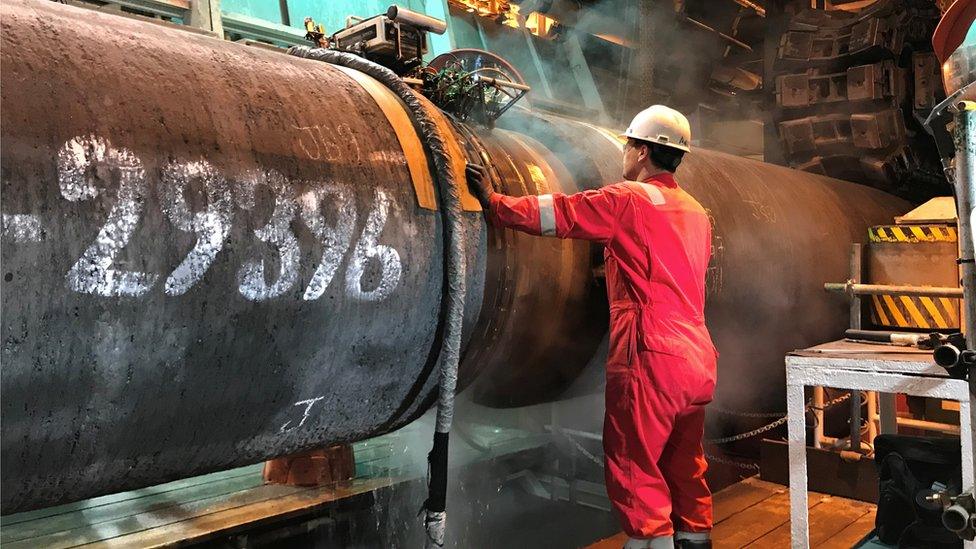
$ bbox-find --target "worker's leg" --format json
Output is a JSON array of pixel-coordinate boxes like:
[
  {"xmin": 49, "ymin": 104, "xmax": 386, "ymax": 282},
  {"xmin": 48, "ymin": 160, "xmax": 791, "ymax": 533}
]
[
  {"xmin": 623, "ymin": 535, "xmax": 675, "ymax": 548},
  {"xmin": 659, "ymin": 405, "xmax": 712, "ymax": 541},
  {"xmin": 604, "ymin": 362, "xmax": 678, "ymax": 540}
]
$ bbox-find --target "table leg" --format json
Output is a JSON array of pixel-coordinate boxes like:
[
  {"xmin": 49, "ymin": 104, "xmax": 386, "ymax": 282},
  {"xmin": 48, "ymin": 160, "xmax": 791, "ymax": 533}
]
[
  {"xmin": 963, "ymin": 393, "xmax": 976, "ymax": 549},
  {"xmin": 960, "ymin": 396, "xmax": 974, "ymax": 493},
  {"xmin": 787, "ymin": 376, "xmax": 809, "ymax": 548},
  {"xmin": 812, "ymin": 387, "xmax": 824, "ymax": 449},
  {"xmin": 879, "ymin": 393, "xmax": 897, "ymax": 435},
  {"xmin": 959, "ymin": 390, "xmax": 976, "ymax": 549}
]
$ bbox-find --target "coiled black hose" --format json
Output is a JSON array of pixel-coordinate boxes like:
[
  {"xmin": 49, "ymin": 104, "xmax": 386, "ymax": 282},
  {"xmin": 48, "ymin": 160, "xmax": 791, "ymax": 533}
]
[{"xmin": 287, "ymin": 46, "xmax": 466, "ymax": 547}]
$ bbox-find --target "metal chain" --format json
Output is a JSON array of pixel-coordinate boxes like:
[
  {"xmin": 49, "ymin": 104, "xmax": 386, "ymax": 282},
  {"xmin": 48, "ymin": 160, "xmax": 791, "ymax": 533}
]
[
  {"xmin": 710, "ymin": 391, "xmax": 854, "ymax": 419},
  {"xmin": 706, "ymin": 416, "xmax": 788, "ymax": 444},
  {"xmin": 551, "ymin": 427, "xmax": 605, "ymax": 468},
  {"xmin": 554, "ymin": 392, "xmax": 855, "ymax": 463},
  {"xmin": 567, "ymin": 436, "xmax": 605, "ymax": 469},
  {"xmin": 705, "ymin": 393, "xmax": 852, "ymax": 445},
  {"xmin": 811, "ymin": 392, "xmax": 854, "ymax": 412},
  {"xmin": 710, "ymin": 406, "xmax": 787, "ymax": 418},
  {"xmin": 704, "ymin": 452, "xmax": 760, "ymax": 471}
]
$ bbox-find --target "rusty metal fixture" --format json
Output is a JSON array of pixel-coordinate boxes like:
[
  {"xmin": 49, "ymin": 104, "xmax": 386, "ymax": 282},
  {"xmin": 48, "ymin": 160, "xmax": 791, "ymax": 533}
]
[
  {"xmin": 710, "ymin": 65, "xmax": 763, "ymax": 91},
  {"xmin": 941, "ymin": 44, "xmax": 976, "ymax": 100},
  {"xmin": 0, "ymin": 0, "xmax": 908, "ymax": 512},
  {"xmin": 934, "ymin": 0, "xmax": 976, "ymax": 100},
  {"xmin": 263, "ymin": 445, "xmax": 356, "ymax": 487},
  {"xmin": 683, "ymin": 16, "xmax": 753, "ymax": 52},
  {"xmin": 825, "ymin": 282, "xmax": 964, "ymax": 298},
  {"xmin": 732, "ymin": 0, "xmax": 766, "ymax": 18},
  {"xmin": 771, "ymin": 0, "xmax": 946, "ymax": 200}
]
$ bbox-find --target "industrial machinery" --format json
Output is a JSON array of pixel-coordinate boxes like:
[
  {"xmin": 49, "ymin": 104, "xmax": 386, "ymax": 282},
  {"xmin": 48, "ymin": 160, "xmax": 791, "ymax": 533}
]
[
  {"xmin": 772, "ymin": 0, "xmax": 948, "ymax": 201},
  {"xmin": 0, "ymin": 0, "xmax": 910, "ymax": 514},
  {"xmin": 328, "ymin": 6, "xmax": 448, "ymax": 72}
]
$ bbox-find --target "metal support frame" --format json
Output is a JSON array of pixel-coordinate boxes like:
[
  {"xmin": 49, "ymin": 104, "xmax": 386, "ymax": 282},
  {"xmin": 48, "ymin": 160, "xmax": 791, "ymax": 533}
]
[
  {"xmin": 954, "ymin": 103, "xmax": 976, "ymax": 489},
  {"xmin": 879, "ymin": 392, "xmax": 898, "ymax": 434},
  {"xmin": 109, "ymin": 0, "xmax": 189, "ymax": 19},
  {"xmin": 926, "ymin": 84, "xmax": 976, "ymax": 492},
  {"xmin": 519, "ymin": 25, "xmax": 554, "ymax": 99},
  {"xmin": 849, "ymin": 244, "xmax": 863, "ymax": 330},
  {"xmin": 787, "ymin": 354, "xmax": 974, "ymax": 548},
  {"xmin": 849, "ymin": 244, "xmax": 864, "ymax": 452},
  {"xmin": 221, "ymin": 11, "xmax": 306, "ymax": 46},
  {"xmin": 187, "ymin": 0, "xmax": 221, "ymax": 36},
  {"xmin": 87, "ymin": 0, "xmax": 309, "ymax": 46},
  {"xmin": 825, "ymin": 281, "xmax": 965, "ymax": 298},
  {"xmin": 423, "ymin": 0, "xmax": 455, "ymax": 57},
  {"xmin": 562, "ymin": 32, "xmax": 607, "ymax": 122},
  {"xmin": 466, "ymin": 17, "xmax": 484, "ymax": 50}
]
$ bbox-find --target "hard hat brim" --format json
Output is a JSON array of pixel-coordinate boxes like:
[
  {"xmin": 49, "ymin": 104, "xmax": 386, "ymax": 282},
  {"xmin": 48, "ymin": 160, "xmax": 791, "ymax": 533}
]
[{"xmin": 619, "ymin": 131, "xmax": 691, "ymax": 153}]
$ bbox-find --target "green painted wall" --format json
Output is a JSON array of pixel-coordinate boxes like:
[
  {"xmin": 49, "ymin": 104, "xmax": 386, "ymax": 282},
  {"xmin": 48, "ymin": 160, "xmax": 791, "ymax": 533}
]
[
  {"xmin": 446, "ymin": 10, "xmax": 485, "ymax": 50},
  {"xmin": 215, "ymin": 1, "xmax": 593, "ymax": 116},
  {"xmin": 285, "ymin": 0, "xmax": 426, "ymax": 33},
  {"xmin": 220, "ymin": 1, "xmax": 439, "ymax": 33},
  {"xmin": 221, "ymin": 0, "xmax": 284, "ymax": 24},
  {"xmin": 221, "ymin": 0, "xmax": 457, "ymax": 55}
]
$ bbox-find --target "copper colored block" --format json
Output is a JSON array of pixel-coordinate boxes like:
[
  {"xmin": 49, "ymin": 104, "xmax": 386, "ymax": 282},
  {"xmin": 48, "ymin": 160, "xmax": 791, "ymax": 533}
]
[{"xmin": 263, "ymin": 445, "xmax": 355, "ymax": 487}]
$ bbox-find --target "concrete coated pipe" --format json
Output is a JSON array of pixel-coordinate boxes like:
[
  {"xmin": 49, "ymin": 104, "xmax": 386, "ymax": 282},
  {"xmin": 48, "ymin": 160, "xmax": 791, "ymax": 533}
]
[{"xmin": 0, "ymin": 0, "xmax": 908, "ymax": 512}]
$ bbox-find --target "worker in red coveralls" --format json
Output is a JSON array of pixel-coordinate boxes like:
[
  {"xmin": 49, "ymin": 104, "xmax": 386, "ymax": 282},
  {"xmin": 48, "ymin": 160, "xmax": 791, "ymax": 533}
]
[{"xmin": 466, "ymin": 106, "xmax": 717, "ymax": 549}]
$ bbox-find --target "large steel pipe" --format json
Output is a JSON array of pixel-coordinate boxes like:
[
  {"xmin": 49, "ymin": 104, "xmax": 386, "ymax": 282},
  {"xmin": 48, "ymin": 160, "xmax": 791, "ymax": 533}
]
[
  {"xmin": 483, "ymin": 112, "xmax": 911, "ymax": 416},
  {"xmin": 1, "ymin": 0, "xmax": 907, "ymax": 512}
]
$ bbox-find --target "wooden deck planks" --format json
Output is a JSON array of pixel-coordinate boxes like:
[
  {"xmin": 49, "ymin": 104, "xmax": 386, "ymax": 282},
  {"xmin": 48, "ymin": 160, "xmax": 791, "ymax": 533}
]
[
  {"xmin": 712, "ymin": 490, "xmax": 815, "ymax": 548},
  {"xmin": 0, "ymin": 465, "xmax": 262, "ymax": 529},
  {"xmin": 1, "ymin": 469, "xmax": 265, "ymax": 544},
  {"xmin": 4, "ymin": 482, "xmax": 308, "ymax": 549},
  {"xmin": 77, "ymin": 477, "xmax": 396, "ymax": 548},
  {"xmin": 587, "ymin": 478, "xmax": 876, "ymax": 549},
  {"xmin": 743, "ymin": 494, "xmax": 874, "ymax": 548},
  {"xmin": 712, "ymin": 477, "xmax": 781, "ymax": 524},
  {"xmin": 817, "ymin": 511, "xmax": 877, "ymax": 549},
  {"xmin": 4, "ymin": 471, "xmax": 877, "ymax": 548}
]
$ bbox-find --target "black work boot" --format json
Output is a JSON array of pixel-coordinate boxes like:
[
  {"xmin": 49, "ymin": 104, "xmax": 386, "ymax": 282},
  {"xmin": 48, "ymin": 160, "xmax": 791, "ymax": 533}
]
[
  {"xmin": 674, "ymin": 532, "xmax": 711, "ymax": 549},
  {"xmin": 675, "ymin": 540, "xmax": 711, "ymax": 549}
]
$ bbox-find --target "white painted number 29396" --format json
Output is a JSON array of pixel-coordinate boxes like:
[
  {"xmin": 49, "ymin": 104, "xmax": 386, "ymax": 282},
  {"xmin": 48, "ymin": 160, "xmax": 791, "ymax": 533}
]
[
  {"xmin": 346, "ymin": 189, "xmax": 402, "ymax": 302},
  {"xmin": 57, "ymin": 136, "xmax": 158, "ymax": 297},
  {"xmin": 236, "ymin": 170, "xmax": 301, "ymax": 301},
  {"xmin": 160, "ymin": 159, "xmax": 233, "ymax": 296},
  {"xmin": 299, "ymin": 182, "xmax": 356, "ymax": 301},
  {"xmin": 53, "ymin": 135, "xmax": 404, "ymax": 302}
]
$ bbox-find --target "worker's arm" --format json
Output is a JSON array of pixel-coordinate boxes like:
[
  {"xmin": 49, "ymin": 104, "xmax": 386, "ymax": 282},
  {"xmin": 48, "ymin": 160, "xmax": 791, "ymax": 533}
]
[{"xmin": 467, "ymin": 163, "xmax": 620, "ymax": 244}]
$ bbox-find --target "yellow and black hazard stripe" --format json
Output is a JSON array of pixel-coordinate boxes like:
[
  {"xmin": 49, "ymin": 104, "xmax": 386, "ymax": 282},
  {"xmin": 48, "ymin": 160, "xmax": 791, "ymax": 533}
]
[
  {"xmin": 869, "ymin": 224, "xmax": 958, "ymax": 243},
  {"xmin": 870, "ymin": 293, "xmax": 961, "ymax": 330}
]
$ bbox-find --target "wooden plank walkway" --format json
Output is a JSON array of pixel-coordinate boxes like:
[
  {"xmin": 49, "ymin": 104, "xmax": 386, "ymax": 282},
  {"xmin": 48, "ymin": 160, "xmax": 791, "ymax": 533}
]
[
  {"xmin": 0, "ymin": 422, "xmax": 550, "ymax": 548},
  {"xmin": 0, "ymin": 464, "xmax": 399, "ymax": 548},
  {"xmin": 586, "ymin": 477, "xmax": 876, "ymax": 549}
]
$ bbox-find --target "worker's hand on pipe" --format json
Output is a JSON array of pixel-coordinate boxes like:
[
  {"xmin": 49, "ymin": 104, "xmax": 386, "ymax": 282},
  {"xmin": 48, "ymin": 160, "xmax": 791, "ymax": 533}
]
[{"xmin": 465, "ymin": 163, "xmax": 494, "ymax": 209}]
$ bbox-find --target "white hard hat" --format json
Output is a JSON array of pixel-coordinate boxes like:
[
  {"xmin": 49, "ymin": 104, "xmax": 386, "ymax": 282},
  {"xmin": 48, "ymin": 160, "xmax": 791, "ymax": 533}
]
[{"xmin": 621, "ymin": 105, "xmax": 691, "ymax": 153}]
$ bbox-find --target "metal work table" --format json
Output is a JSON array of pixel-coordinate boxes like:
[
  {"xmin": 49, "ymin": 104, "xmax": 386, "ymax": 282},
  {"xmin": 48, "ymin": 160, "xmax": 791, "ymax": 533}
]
[{"xmin": 786, "ymin": 339, "xmax": 974, "ymax": 549}]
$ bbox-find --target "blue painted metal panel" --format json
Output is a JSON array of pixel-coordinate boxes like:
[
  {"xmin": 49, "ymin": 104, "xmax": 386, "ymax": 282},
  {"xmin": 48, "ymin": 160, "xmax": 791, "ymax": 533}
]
[
  {"xmin": 221, "ymin": 0, "xmax": 282, "ymax": 25},
  {"xmin": 286, "ymin": 0, "xmax": 426, "ymax": 34}
]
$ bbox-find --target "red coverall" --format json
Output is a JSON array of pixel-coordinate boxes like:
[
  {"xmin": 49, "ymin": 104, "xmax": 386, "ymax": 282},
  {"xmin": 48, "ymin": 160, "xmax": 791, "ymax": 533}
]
[{"xmin": 488, "ymin": 172, "xmax": 717, "ymax": 539}]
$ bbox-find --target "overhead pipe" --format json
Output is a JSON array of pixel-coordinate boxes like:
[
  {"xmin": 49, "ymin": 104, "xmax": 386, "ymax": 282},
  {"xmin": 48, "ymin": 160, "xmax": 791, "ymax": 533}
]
[{"xmin": 825, "ymin": 282, "xmax": 965, "ymax": 298}]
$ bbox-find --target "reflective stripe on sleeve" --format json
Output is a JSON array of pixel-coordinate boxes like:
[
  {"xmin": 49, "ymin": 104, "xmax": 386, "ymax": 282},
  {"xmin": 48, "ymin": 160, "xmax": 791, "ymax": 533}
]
[{"xmin": 537, "ymin": 194, "xmax": 556, "ymax": 236}]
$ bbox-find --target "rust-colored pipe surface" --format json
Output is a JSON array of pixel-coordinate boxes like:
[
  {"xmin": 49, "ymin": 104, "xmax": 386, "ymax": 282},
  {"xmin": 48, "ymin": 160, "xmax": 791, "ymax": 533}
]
[{"xmin": 0, "ymin": 0, "xmax": 908, "ymax": 513}]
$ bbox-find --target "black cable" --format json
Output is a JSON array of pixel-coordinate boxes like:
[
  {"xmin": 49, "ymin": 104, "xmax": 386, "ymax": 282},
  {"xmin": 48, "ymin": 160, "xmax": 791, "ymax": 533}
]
[{"xmin": 286, "ymin": 46, "xmax": 466, "ymax": 548}]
